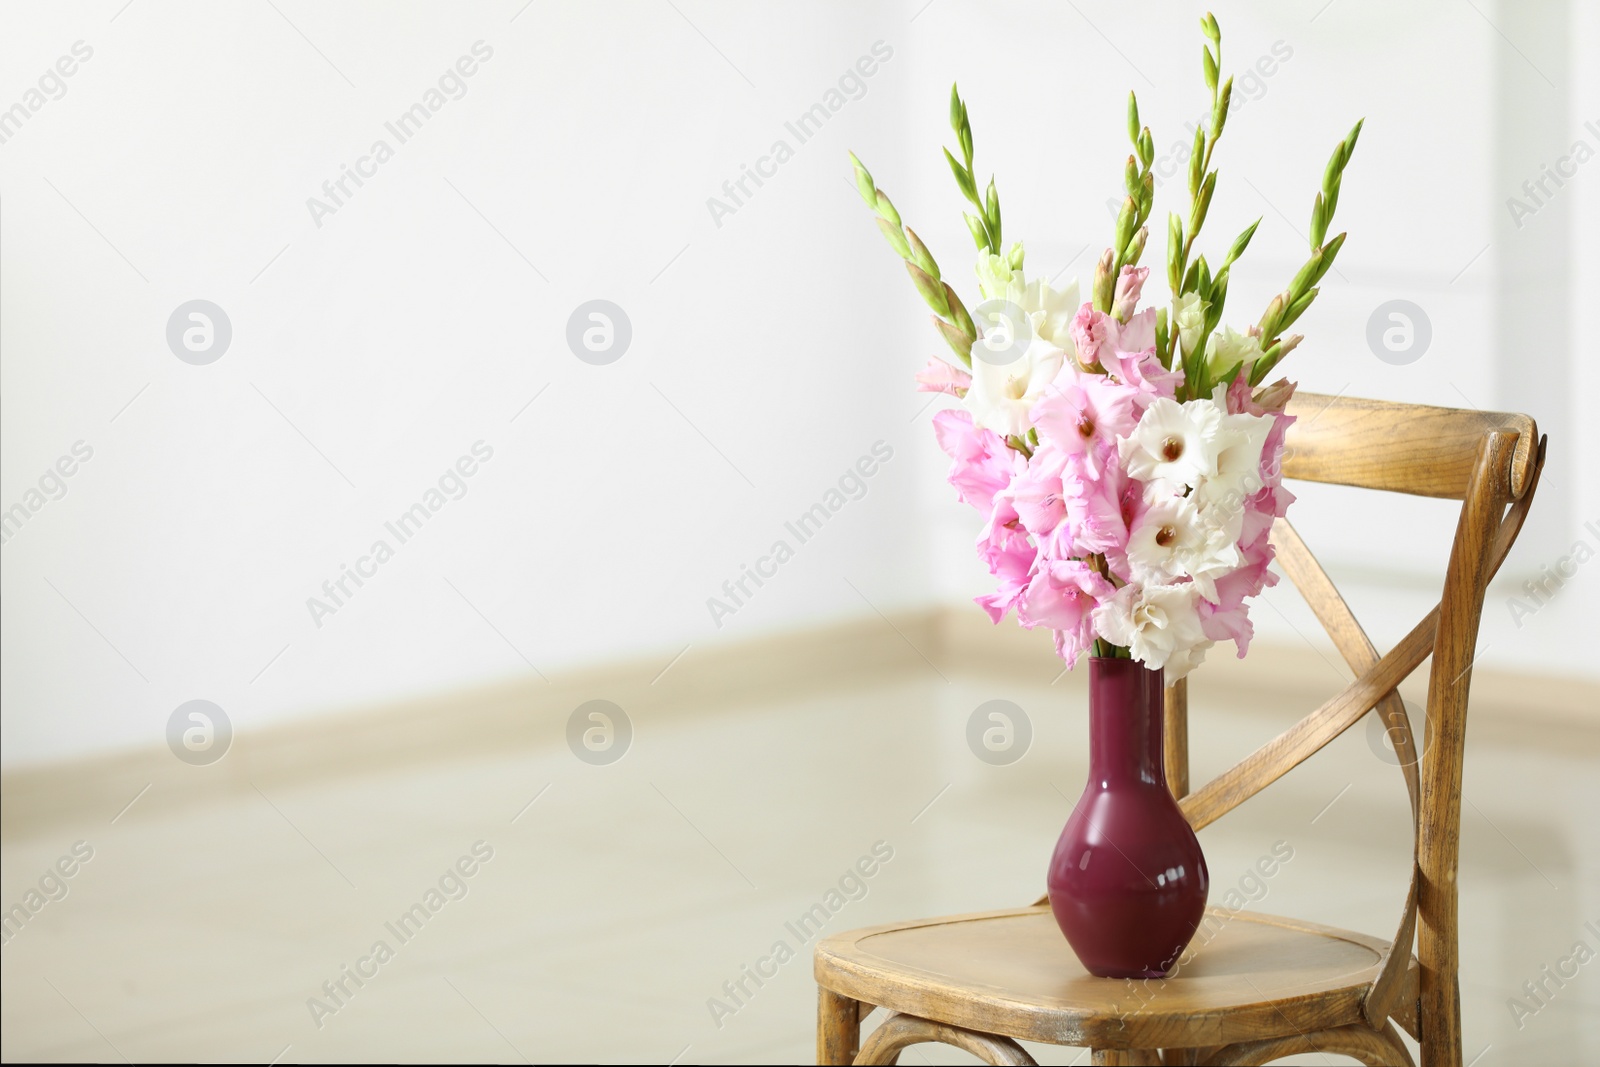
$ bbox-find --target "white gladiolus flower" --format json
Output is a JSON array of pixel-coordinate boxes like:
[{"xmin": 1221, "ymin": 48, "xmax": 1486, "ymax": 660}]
[
  {"xmin": 963, "ymin": 276, "xmax": 1080, "ymax": 438},
  {"xmin": 1093, "ymin": 582, "xmax": 1212, "ymax": 680},
  {"xmin": 1204, "ymin": 325, "xmax": 1266, "ymax": 384},
  {"xmin": 1195, "ymin": 403, "xmax": 1275, "ymax": 534},
  {"xmin": 1127, "ymin": 491, "xmax": 1243, "ymax": 601},
  {"xmin": 962, "ymin": 331, "xmax": 1066, "ymax": 438},
  {"xmin": 1126, "ymin": 494, "xmax": 1206, "ymax": 585},
  {"xmin": 1013, "ymin": 276, "xmax": 1079, "ymax": 351},
  {"xmin": 976, "ymin": 251, "xmax": 1019, "ymax": 301},
  {"xmin": 1119, "ymin": 397, "xmax": 1225, "ymax": 490}
]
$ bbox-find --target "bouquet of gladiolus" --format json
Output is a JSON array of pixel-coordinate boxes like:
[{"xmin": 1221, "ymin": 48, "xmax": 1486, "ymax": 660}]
[{"xmin": 849, "ymin": 13, "xmax": 1361, "ymax": 680}]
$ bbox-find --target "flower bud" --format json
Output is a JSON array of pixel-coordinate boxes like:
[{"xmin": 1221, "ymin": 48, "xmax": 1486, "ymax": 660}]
[
  {"xmin": 964, "ymin": 213, "xmax": 989, "ymax": 250},
  {"xmin": 1093, "ymin": 247, "xmax": 1117, "ymax": 313},
  {"xmin": 876, "ymin": 217, "xmax": 911, "ymax": 260},
  {"xmin": 906, "ymin": 261, "xmax": 949, "ymax": 317}
]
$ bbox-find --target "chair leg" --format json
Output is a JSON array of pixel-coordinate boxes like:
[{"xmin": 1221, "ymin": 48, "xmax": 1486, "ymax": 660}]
[
  {"xmin": 1419, "ymin": 969, "xmax": 1462, "ymax": 1067},
  {"xmin": 818, "ymin": 986, "xmax": 861, "ymax": 1065}
]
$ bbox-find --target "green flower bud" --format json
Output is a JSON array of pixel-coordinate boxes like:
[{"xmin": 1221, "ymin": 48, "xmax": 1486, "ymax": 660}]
[
  {"xmin": 965, "ymin": 213, "xmax": 989, "ymax": 250},
  {"xmin": 1123, "ymin": 225, "xmax": 1148, "ymax": 266},
  {"xmin": 1224, "ymin": 217, "xmax": 1260, "ymax": 268},
  {"xmin": 906, "ymin": 261, "xmax": 950, "ymax": 318},
  {"xmin": 934, "ymin": 317, "xmax": 974, "ymax": 366},
  {"xmin": 905, "ymin": 228, "xmax": 940, "ymax": 281},
  {"xmin": 876, "ymin": 217, "xmax": 910, "ymax": 260},
  {"xmin": 1258, "ymin": 292, "xmax": 1286, "ymax": 341},
  {"xmin": 848, "ymin": 152, "xmax": 876, "ymax": 206},
  {"xmin": 944, "ymin": 148, "xmax": 978, "ymax": 205},
  {"xmin": 1212, "ymin": 77, "xmax": 1232, "ymax": 138},
  {"xmin": 945, "ymin": 282, "xmax": 976, "ymax": 339}
]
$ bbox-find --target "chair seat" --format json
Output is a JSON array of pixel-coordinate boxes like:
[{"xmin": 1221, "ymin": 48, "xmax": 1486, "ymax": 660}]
[{"xmin": 814, "ymin": 904, "xmax": 1418, "ymax": 1051}]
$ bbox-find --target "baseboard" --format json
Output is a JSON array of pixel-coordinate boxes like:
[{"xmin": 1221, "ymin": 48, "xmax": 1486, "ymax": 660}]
[{"xmin": 3, "ymin": 606, "xmax": 1594, "ymax": 839}]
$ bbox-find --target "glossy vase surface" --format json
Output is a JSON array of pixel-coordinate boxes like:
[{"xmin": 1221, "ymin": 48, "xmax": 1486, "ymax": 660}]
[{"xmin": 1047, "ymin": 657, "xmax": 1208, "ymax": 978}]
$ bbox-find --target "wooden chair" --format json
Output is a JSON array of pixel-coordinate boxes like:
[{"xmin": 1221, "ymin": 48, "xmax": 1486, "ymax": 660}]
[{"xmin": 815, "ymin": 393, "xmax": 1547, "ymax": 1067}]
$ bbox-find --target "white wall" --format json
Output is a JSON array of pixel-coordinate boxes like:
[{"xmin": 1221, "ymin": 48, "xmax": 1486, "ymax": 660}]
[{"xmin": 2, "ymin": 0, "xmax": 1594, "ymax": 767}]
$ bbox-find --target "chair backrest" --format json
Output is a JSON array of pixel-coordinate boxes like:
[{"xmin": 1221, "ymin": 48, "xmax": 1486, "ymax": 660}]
[{"xmin": 1163, "ymin": 391, "xmax": 1546, "ymax": 1064}]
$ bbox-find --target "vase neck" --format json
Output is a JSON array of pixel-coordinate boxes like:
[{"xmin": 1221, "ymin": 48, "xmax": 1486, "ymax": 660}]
[{"xmin": 1087, "ymin": 657, "xmax": 1166, "ymax": 788}]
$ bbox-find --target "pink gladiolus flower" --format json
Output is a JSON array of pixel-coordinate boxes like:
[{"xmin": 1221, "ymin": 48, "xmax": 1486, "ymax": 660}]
[
  {"xmin": 915, "ymin": 356, "xmax": 972, "ymax": 397},
  {"xmin": 1111, "ymin": 308, "xmax": 1157, "ymax": 355},
  {"xmin": 1225, "ymin": 374, "xmax": 1297, "ymax": 417},
  {"xmin": 1069, "ymin": 303, "xmax": 1112, "ymax": 368},
  {"xmin": 1200, "ymin": 530, "xmax": 1279, "ymax": 656},
  {"xmin": 1001, "ymin": 448, "xmax": 1069, "ymax": 542},
  {"xmin": 933, "ymin": 409, "xmax": 1021, "ymax": 514},
  {"xmin": 1030, "ymin": 367, "xmax": 1140, "ymax": 465},
  {"xmin": 1102, "ymin": 346, "xmax": 1182, "ymax": 403},
  {"xmin": 1111, "ymin": 265, "xmax": 1148, "ymax": 322},
  {"xmin": 974, "ymin": 524, "xmax": 1037, "ymax": 623},
  {"xmin": 1060, "ymin": 449, "xmax": 1136, "ymax": 561},
  {"xmin": 1017, "ymin": 559, "xmax": 1114, "ymax": 668}
]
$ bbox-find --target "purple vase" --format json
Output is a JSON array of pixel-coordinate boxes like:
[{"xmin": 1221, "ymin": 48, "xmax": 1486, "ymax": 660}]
[{"xmin": 1047, "ymin": 657, "xmax": 1208, "ymax": 979}]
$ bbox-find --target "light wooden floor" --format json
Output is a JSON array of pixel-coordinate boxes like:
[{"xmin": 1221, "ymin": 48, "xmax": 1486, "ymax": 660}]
[{"xmin": 3, "ymin": 644, "xmax": 1597, "ymax": 1064}]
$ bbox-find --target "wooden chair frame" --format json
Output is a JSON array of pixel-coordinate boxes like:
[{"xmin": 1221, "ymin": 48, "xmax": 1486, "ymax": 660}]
[{"xmin": 816, "ymin": 392, "xmax": 1547, "ymax": 1067}]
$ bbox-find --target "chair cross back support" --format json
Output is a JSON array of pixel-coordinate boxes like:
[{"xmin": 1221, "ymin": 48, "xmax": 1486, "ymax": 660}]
[
  {"xmin": 815, "ymin": 391, "xmax": 1547, "ymax": 1067},
  {"xmin": 1163, "ymin": 392, "xmax": 1546, "ymax": 1062}
]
